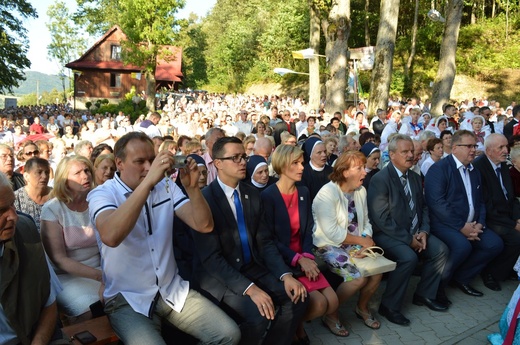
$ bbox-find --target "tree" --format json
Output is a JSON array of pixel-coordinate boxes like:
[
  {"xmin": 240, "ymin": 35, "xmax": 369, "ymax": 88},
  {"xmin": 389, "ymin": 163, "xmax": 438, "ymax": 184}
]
[
  {"xmin": 367, "ymin": 0, "xmax": 400, "ymax": 118},
  {"xmin": 47, "ymin": 1, "xmax": 87, "ymax": 100},
  {"xmin": 403, "ymin": 0, "xmax": 419, "ymax": 95},
  {"xmin": 176, "ymin": 15, "xmax": 208, "ymax": 89},
  {"xmin": 309, "ymin": 4, "xmax": 321, "ymax": 111},
  {"xmin": 0, "ymin": 0, "xmax": 37, "ymax": 94},
  {"xmin": 313, "ymin": 0, "xmax": 351, "ymax": 114},
  {"xmin": 430, "ymin": 0, "xmax": 464, "ymax": 116}
]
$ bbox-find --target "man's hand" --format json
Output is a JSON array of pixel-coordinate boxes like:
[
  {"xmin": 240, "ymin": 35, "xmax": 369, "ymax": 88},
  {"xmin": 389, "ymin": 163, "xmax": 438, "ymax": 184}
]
[
  {"xmin": 298, "ymin": 257, "xmax": 319, "ymax": 281},
  {"xmin": 179, "ymin": 157, "xmax": 200, "ymax": 190},
  {"xmin": 282, "ymin": 275, "xmax": 307, "ymax": 303},
  {"xmin": 142, "ymin": 150, "xmax": 175, "ymax": 189},
  {"xmin": 246, "ymin": 285, "xmax": 275, "ymax": 320},
  {"xmin": 414, "ymin": 232, "xmax": 428, "ymax": 252},
  {"xmin": 515, "ymin": 220, "xmax": 520, "ymax": 232},
  {"xmin": 460, "ymin": 222, "xmax": 482, "ymax": 241}
]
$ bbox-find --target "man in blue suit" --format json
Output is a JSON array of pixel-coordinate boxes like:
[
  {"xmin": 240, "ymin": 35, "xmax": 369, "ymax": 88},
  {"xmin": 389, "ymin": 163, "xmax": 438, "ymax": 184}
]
[{"xmin": 424, "ymin": 130, "xmax": 503, "ymax": 304}]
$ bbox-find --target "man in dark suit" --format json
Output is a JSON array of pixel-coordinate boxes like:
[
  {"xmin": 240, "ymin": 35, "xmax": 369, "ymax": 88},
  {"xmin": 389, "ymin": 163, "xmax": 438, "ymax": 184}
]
[
  {"xmin": 424, "ymin": 130, "xmax": 504, "ymax": 302},
  {"xmin": 273, "ymin": 110, "xmax": 297, "ymax": 146},
  {"xmin": 367, "ymin": 134, "xmax": 449, "ymax": 326},
  {"xmin": 480, "ymin": 106, "xmax": 495, "ymax": 134},
  {"xmin": 473, "ymin": 133, "xmax": 520, "ymax": 291},
  {"xmin": 192, "ymin": 136, "xmax": 308, "ymax": 345},
  {"xmin": 503, "ymin": 105, "xmax": 520, "ymax": 140}
]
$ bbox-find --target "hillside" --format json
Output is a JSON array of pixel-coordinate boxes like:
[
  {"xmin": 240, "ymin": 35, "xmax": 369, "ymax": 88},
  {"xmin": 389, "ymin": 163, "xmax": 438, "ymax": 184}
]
[{"xmin": 8, "ymin": 71, "xmax": 64, "ymax": 96}]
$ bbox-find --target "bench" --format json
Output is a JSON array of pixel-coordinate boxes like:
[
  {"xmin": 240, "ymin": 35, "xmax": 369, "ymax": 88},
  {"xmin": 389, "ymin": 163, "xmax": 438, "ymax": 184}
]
[{"xmin": 62, "ymin": 315, "xmax": 119, "ymax": 345}]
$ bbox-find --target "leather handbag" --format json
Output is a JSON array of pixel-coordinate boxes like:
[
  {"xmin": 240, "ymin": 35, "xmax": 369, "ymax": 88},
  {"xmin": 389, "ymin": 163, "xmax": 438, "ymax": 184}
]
[{"xmin": 350, "ymin": 246, "xmax": 396, "ymax": 277}]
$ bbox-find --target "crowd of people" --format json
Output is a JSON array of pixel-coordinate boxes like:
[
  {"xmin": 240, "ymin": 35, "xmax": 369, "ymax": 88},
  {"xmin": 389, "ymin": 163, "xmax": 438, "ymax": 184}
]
[{"xmin": 1, "ymin": 93, "xmax": 520, "ymax": 345}]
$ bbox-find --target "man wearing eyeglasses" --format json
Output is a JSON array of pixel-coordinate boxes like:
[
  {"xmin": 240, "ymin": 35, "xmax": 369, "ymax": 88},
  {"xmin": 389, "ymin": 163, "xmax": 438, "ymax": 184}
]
[
  {"xmin": 424, "ymin": 130, "xmax": 503, "ymax": 304},
  {"xmin": 192, "ymin": 136, "xmax": 308, "ymax": 345},
  {"xmin": 0, "ymin": 144, "xmax": 25, "ymax": 191}
]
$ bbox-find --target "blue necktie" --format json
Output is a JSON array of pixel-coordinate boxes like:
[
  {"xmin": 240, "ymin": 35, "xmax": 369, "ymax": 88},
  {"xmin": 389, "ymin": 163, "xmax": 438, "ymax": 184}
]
[{"xmin": 233, "ymin": 190, "xmax": 251, "ymax": 264}]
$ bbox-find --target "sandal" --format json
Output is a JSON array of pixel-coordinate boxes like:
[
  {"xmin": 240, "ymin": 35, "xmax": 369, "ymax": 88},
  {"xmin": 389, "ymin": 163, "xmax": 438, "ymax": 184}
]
[
  {"xmin": 355, "ymin": 306, "xmax": 381, "ymax": 329},
  {"xmin": 321, "ymin": 316, "xmax": 349, "ymax": 337}
]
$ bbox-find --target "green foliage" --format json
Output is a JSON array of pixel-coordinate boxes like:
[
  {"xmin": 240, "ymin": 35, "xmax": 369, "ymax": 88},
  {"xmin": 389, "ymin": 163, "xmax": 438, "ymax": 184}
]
[
  {"xmin": 176, "ymin": 16, "xmax": 209, "ymax": 89},
  {"xmin": 85, "ymin": 101, "xmax": 92, "ymax": 109},
  {"xmin": 18, "ymin": 88, "xmax": 63, "ymax": 106},
  {"xmin": 46, "ymin": 1, "xmax": 87, "ymax": 79},
  {"xmin": 0, "ymin": 0, "xmax": 37, "ymax": 94}
]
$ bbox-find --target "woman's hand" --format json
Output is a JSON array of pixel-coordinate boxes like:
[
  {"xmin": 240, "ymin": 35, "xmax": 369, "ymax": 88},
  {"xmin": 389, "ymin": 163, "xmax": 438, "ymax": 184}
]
[{"xmin": 298, "ymin": 257, "xmax": 319, "ymax": 281}]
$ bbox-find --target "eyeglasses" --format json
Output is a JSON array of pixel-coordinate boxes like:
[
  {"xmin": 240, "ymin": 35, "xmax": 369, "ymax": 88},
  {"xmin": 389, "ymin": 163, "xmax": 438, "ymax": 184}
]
[
  {"xmin": 456, "ymin": 144, "xmax": 478, "ymax": 149},
  {"xmin": 24, "ymin": 150, "xmax": 40, "ymax": 156},
  {"xmin": 216, "ymin": 154, "xmax": 250, "ymax": 163},
  {"xmin": 0, "ymin": 154, "xmax": 13, "ymax": 161}
]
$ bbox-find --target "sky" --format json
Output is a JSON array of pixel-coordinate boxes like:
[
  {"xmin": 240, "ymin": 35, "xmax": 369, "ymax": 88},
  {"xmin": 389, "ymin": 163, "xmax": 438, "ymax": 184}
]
[{"xmin": 26, "ymin": 0, "xmax": 217, "ymax": 75}]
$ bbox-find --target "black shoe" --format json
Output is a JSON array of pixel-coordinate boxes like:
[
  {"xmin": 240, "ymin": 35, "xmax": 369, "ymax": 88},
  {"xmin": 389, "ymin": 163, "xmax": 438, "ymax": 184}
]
[
  {"xmin": 378, "ymin": 304, "xmax": 410, "ymax": 326},
  {"xmin": 481, "ymin": 273, "xmax": 502, "ymax": 291},
  {"xmin": 412, "ymin": 294, "xmax": 449, "ymax": 312},
  {"xmin": 436, "ymin": 288, "xmax": 452, "ymax": 306},
  {"xmin": 453, "ymin": 281, "xmax": 483, "ymax": 297}
]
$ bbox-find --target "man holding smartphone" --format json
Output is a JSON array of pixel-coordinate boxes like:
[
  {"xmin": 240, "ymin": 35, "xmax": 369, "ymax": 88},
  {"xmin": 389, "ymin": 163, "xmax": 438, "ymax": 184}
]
[{"xmin": 87, "ymin": 132, "xmax": 240, "ymax": 345}]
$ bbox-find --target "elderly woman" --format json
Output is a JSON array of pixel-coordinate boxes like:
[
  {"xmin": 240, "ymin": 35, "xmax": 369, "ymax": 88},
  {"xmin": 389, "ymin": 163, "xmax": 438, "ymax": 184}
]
[
  {"xmin": 324, "ymin": 137, "xmax": 338, "ymax": 166},
  {"xmin": 93, "ymin": 154, "xmax": 116, "ymax": 186},
  {"xmin": 420, "ymin": 138, "xmax": 443, "ymax": 177},
  {"xmin": 313, "ymin": 151, "xmax": 383, "ymax": 331},
  {"xmin": 16, "ymin": 141, "xmax": 40, "ymax": 173},
  {"xmin": 244, "ymin": 155, "xmax": 276, "ymax": 192},
  {"xmin": 300, "ymin": 137, "xmax": 332, "ymax": 201},
  {"xmin": 14, "ymin": 157, "xmax": 52, "ymax": 231},
  {"xmin": 360, "ymin": 142, "xmax": 380, "ymax": 190},
  {"xmin": 40, "ymin": 155, "xmax": 102, "ymax": 320},
  {"xmin": 262, "ymin": 145, "xmax": 342, "ymax": 341}
]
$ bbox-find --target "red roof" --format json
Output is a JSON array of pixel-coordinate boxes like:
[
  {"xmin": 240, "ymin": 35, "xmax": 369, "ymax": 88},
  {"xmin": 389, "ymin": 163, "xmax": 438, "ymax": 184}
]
[{"xmin": 65, "ymin": 25, "xmax": 183, "ymax": 83}]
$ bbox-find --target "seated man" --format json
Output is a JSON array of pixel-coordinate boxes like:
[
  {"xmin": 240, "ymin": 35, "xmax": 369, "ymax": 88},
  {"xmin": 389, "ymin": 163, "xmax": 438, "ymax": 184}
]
[
  {"xmin": 0, "ymin": 144, "xmax": 25, "ymax": 190},
  {"xmin": 368, "ymin": 134, "xmax": 449, "ymax": 326},
  {"xmin": 473, "ymin": 133, "xmax": 520, "ymax": 291},
  {"xmin": 0, "ymin": 172, "xmax": 61, "ymax": 344},
  {"xmin": 87, "ymin": 132, "xmax": 240, "ymax": 345},
  {"xmin": 425, "ymin": 130, "xmax": 504, "ymax": 302},
  {"xmin": 192, "ymin": 137, "xmax": 308, "ymax": 345}
]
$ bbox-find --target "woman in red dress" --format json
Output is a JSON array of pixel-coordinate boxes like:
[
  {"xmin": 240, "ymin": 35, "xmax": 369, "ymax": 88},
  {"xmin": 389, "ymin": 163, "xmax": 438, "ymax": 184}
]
[{"xmin": 261, "ymin": 145, "xmax": 343, "ymax": 344}]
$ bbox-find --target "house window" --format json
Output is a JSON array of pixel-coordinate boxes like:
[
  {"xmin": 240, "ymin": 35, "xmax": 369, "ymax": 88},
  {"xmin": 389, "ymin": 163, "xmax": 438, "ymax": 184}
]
[
  {"xmin": 110, "ymin": 73, "xmax": 121, "ymax": 88},
  {"xmin": 111, "ymin": 45, "xmax": 121, "ymax": 60}
]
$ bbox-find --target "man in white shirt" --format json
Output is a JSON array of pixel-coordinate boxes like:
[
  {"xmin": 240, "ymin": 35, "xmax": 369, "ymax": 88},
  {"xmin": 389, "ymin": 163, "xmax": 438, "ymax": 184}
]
[
  {"xmin": 296, "ymin": 111, "xmax": 308, "ymax": 138},
  {"xmin": 234, "ymin": 110, "xmax": 253, "ymax": 136},
  {"xmin": 87, "ymin": 132, "xmax": 240, "ymax": 345}
]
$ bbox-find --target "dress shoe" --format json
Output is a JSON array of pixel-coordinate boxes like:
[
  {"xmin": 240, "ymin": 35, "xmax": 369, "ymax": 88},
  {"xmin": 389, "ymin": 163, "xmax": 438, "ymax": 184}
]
[
  {"xmin": 481, "ymin": 273, "xmax": 502, "ymax": 291},
  {"xmin": 412, "ymin": 294, "xmax": 448, "ymax": 312},
  {"xmin": 378, "ymin": 304, "xmax": 410, "ymax": 326},
  {"xmin": 453, "ymin": 281, "xmax": 483, "ymax": 297},
  {"xmin": 436, "ymin": 289, "xmax": 452, "ymax": 307}
]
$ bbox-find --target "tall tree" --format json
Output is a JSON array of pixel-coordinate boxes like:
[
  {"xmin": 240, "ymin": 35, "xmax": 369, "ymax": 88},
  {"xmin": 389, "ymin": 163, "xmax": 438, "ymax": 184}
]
[
  {"xmin": 47, "ymin": 1, "xmax": 87, "ymax": 99},
  {"xmin": 0, "ymin": 0, "xmax": 37, "ymax": 94},
  {"xmin": 318, "ymin": 0, "xmax": 351, "ymax": 114},
  {"xmin": 430, "ymin": 0, "xmax": 464, "ymax": 116},
  {"xmin": 403, "ymin": 0, "xmax": 419, "ymax": 95},
  {"xmin": 367, "ymin": 0, "xmax": 400, "ymax": 117},
  {"xmin": 309, "ymin": 4, "xmax": 321, "ymax": 111}
]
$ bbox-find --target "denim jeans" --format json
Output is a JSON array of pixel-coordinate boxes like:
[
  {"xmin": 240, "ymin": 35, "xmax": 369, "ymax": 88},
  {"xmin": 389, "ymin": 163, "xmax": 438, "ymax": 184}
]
[{"xmin": 104, "ymin": 290, "xmax": 241, "ymax": 345}]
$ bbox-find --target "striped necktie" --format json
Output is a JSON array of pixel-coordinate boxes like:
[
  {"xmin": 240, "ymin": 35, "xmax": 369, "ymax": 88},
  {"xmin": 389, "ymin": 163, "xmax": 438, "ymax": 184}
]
[{"xmin": 401, "ymin": 174, "xmax": 418, "ymax": 234}]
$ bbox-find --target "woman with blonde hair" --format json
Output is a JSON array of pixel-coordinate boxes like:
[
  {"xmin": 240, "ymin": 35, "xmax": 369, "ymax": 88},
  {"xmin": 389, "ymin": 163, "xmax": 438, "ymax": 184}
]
[
  {"xmin": 243, "ymin": 135, "xmax": 256, "ymax": 156},
  {"xmin": 262, "ymin": 145, "xmax": 343, "ymax": 342},
  {"xmin": 159, "ymin": 139, "xmax": 178, "ymax": 155},
  {"xmin": 40, "ymin": 155, "xmax": 102, "ymax": 321},
  {"xmin": 313, "ymin": 151, "xmax": 382, "ymax": 331},
  {"xmin": 93, "ymin": 154, "xmax": 116, "ymax": 185}
]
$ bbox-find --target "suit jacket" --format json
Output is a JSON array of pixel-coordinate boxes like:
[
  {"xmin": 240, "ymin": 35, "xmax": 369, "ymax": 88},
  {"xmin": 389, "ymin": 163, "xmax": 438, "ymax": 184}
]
[
  {"xmin": 273, "ymin": 121, "xmax": 297, "ymax": 146},
  {"xmin": 424, "ymin": 154, "xmax": 486, "ymax": 233},
  {"xmin": 260, "ymin": 185, "xmax": 314, "ymax": 270},
  {"xmin": 473, "ymin": 155, "xmax": 520, "ymax": 230},
  {"xmin": 503, "ymin": 118, "xmax": 518, "ymax": 140},
  {"xmin": 192, "ymin": 181, "xmax": 290, "ymax": 301},
  {"xmin": 367, "ymin": 162, "xmax": 429, "ymax": 245}
]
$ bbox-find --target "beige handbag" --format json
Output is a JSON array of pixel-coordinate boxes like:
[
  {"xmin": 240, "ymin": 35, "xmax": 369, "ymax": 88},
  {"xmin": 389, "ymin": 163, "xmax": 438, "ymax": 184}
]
[{"xmin": 350, "ymin": 246, "xmax": 396, "ymax": 277}]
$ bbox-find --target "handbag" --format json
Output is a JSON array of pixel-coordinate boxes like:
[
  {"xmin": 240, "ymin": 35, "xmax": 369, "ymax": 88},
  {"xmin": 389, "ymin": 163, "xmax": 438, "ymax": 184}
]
[{"xmin": 350, "ymin": 246, "xmax": 396, "ymax": 277}]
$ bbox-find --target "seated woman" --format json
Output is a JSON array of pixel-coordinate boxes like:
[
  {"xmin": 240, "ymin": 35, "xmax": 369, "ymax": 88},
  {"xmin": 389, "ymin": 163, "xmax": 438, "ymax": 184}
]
[
  {"xmin": 16, "ymin": 141, "xmax": 40, "ymax": 173},
  {"xmin": 243, "ymin": 135, "xmax": 256, "ymax": 156},
  {"xmin": 262, "ymin": 145, "xmax": 343, "ymax": 341},
  {"xmin": 324, "ymin": 137, "xmax": 338, "ymax": 166},
  {"xmin": 420, "ymin": 138, "xmax": 443, "ymax": 177},
  {"xmin": 360, "ymin": 142, "xmax": 380, "ymax": 190},
  {"xmin": 280, "ymin": 131, "xmax": 297, "ymax": 146},
  {"xmin": 14, "ymin": 157, "xmax": 52, "ymax": 231},
  {"xmin": 300, "ymin": 137, "xmax": 332, "ymax": 201},
  {"xmin": 243, "ymin": 155, "xmax": 277, "ymax": 192},
  {"xmin": 93, "ymin": 154, "xmax": 116, "ymax": 186},
  {"xmin": 40, "ymin": 155, "xmax": 102, "ymax": 321},
  {"xmin": 313, "ymin": 151, "xmax": 383, "ymax": 330}
]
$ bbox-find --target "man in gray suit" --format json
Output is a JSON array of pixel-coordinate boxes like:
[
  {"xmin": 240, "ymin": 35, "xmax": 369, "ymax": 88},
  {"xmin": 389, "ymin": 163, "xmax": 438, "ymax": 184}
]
[{"xmin": 368, "ymin": 134, "xmax": 449, "ymax": 326}]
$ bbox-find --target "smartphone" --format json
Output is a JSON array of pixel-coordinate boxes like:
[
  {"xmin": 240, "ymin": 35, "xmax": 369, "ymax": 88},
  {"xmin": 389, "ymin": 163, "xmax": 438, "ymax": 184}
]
[
  {"xmin": 74, "ymin": 331, "xmax": 97, "ymax": 345},
  {"xmin": 172, "ymin": 155, "xmax": 187, "ymax": 169}
]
